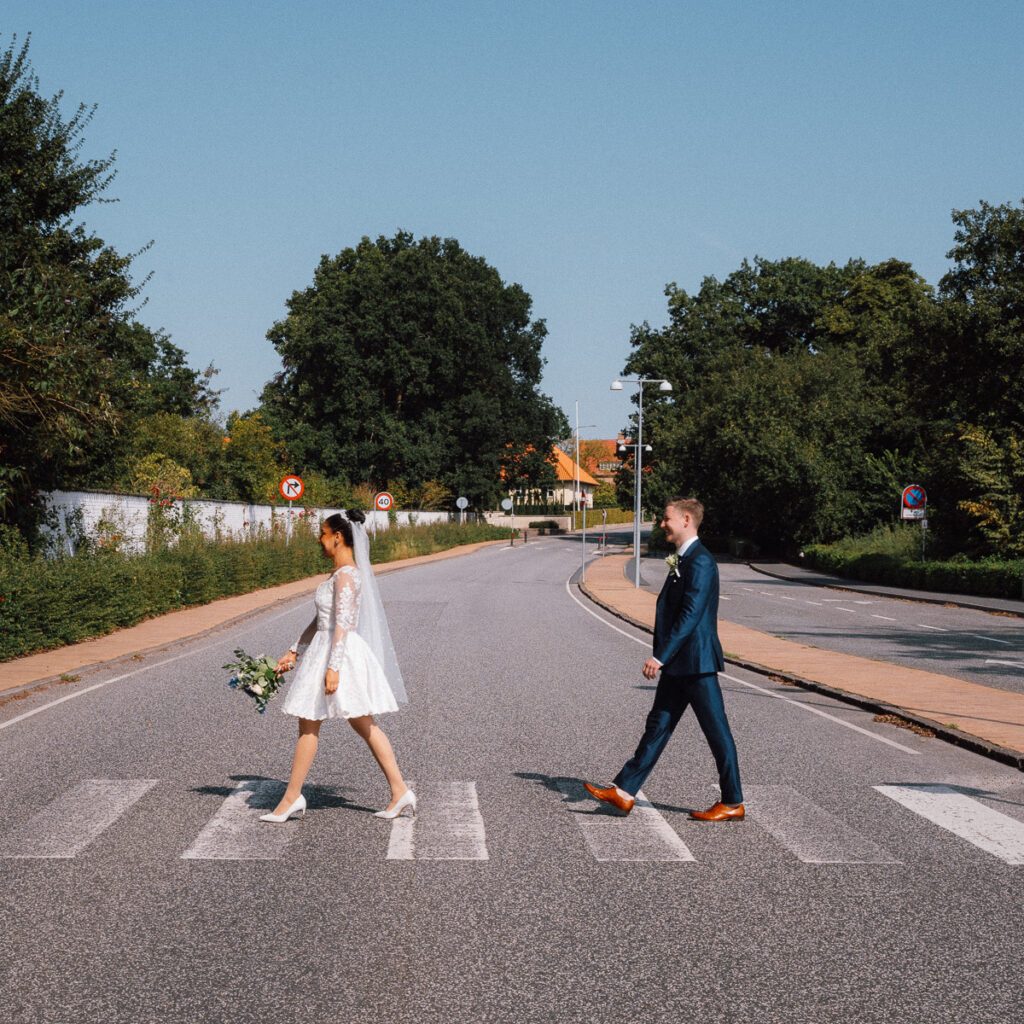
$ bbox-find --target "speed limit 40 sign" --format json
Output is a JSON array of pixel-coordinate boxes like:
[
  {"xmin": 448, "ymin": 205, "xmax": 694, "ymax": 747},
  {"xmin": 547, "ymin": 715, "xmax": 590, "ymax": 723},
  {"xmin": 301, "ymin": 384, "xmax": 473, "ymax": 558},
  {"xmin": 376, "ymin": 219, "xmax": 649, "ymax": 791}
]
[{"xmin": 374, "ymin": 491, "xmax": 394, "ymax": 512}]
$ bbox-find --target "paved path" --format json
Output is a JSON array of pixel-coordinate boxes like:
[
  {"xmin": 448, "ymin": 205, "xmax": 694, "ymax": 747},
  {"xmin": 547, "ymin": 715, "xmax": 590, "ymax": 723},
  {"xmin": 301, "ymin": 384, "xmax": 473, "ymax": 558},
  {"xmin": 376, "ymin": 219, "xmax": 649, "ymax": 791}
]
[
  {"xmin": 0, "ymin": 540, "xmax": 510, "ymax": 694},
  {"xmin": 581, "ymin": 551, "xmax": 1024, "ymax": 767}
]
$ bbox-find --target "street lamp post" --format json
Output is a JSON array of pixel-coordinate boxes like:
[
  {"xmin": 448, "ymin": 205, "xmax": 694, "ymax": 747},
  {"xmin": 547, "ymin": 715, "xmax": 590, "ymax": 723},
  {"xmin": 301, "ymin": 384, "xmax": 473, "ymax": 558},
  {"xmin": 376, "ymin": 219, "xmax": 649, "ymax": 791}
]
[
  {"xmin": 574, "ymin": 401, "xmax": 596, "ymax": 581},
  {"xmin": 611, "ymin": 376, "xmax": 672, "ymax": 587}
]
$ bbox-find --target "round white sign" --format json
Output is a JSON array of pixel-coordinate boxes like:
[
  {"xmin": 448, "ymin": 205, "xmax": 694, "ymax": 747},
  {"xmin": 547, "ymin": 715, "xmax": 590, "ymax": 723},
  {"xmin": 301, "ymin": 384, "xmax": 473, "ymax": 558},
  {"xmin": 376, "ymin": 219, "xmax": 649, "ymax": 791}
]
[
  {"xmin": 374, "ymin": 491, "xmax": 393, "ymax": 511},
  {"xmin": 500, "ymin": 498, "xmax": 513, "ymax": 511},
  {"xmin": 455, "ymin": 496, "xmax": 469, "ymax": 510}
]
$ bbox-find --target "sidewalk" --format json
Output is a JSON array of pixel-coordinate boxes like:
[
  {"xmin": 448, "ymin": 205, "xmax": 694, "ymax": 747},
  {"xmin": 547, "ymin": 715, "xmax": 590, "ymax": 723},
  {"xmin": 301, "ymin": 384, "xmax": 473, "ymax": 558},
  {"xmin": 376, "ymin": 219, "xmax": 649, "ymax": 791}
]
[
  {"xmin": 580, "ymin": 552, "xmax": 1024, "ymax": 770},
  {"xmin": 750, "ymin": 560, "xmax": 1024, "ymax": 618},
  {"xmin": 0, "ymin": 539, "xmax": 510, "ymax": 695}
]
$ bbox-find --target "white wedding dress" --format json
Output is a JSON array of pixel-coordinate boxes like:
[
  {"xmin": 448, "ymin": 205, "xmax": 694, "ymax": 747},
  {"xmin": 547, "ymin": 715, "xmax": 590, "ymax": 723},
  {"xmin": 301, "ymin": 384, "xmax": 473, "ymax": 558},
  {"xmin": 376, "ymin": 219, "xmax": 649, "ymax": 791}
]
[{"xmin": 280, "ymin": 566, "xmax": 400, "ymax": 720}]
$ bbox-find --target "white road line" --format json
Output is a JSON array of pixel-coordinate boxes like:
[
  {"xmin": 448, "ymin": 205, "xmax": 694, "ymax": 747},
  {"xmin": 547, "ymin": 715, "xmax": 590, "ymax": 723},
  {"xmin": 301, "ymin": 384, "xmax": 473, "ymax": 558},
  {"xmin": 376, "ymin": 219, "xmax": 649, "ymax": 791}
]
[
  {"xmin": 875, "ymin": 784, "xmax": 1024, "ymax": 864},
  {"xmin": 804, "ymin": 601, "xmax": 824, "ymax": 607},
  {"xmin": 719, "ymin": 596, "xmax": 731, "ymax": 601},
  {"xmin": 853, "ymin": 601, "xmax": 875, "ymax": 605},
  {"xmin": 820, "ymin": 599, "xmax": 846, "ymax": 603},
  {"xmin": 558, "ymin": 781, "xmax": 694, "ymax": 862},
  {"xmin": 777, "ymin": 596, "xmax": 797, "ymax": 602},
  {"xmin": 917, "ymin": 624, "xmax": 949, "ymax": 632},
  {"xmin": 720, "ymin": 674, "xmax": 921, "ymax": 755},
  {"xmin": 0, "ymin": 779, "xmax": 157, "ymax": 859},
  {"xmin": 182, "ymin": 779, "xmax": 296, "ymax": 861},
  {"xmin": 836, "ymin": 607, "xmax": 858, "ymax": 613},
  {"xmin": 872, "ymin": 615, "xmax": 898, "ymax": 621},
  {"xmin": 985, "ymin": 659, "xmax": 1024, "ymax": 670},
  {"xmin": 967, "ymin": 634, "xmax": 1013, "ymax": 645},
  {"xmin": 0, "ymin": 603, "xmax": 309, "ymax": 733},
  {"xmin": 386, "ymin": 781, "xmax": 488, "ymax": 861},
  {"xmin": 563, "ymin": 577, "xmax": 921, "ymax": 755},
  {"xmin": 744, "ymin": 785, "xmax": 899, "ymax": 864}
]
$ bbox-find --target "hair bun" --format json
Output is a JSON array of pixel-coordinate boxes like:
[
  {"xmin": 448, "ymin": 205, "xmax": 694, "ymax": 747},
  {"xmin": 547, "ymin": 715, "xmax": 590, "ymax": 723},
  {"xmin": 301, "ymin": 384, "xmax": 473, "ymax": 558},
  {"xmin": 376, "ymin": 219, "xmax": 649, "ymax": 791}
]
[{"xmin": 347, "ymin": 508, "xmax": 366, "ymax": 524}]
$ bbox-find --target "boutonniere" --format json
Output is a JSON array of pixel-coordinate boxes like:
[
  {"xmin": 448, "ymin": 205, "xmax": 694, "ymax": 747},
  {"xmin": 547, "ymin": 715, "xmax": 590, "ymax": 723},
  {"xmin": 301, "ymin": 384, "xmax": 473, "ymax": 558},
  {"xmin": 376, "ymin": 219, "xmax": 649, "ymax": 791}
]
[{"xmin": 665, "ymin": 552, "xmax": 681, "ymax": 578}]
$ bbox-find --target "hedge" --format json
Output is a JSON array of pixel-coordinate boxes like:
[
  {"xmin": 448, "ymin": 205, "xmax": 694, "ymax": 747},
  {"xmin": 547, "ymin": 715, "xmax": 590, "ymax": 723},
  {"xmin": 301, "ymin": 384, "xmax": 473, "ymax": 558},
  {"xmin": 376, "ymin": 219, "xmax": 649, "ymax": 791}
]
[
  {"xmin": 0, "ymin": 522, "xmax": 512, "ymax": 662},
  {"xmin": 571, "ymin": 508, "xmax": 634, "ymax": 529},
  {"xmin": 802, "ymin": 546, "xmax": 1024, "ymax": 600}
]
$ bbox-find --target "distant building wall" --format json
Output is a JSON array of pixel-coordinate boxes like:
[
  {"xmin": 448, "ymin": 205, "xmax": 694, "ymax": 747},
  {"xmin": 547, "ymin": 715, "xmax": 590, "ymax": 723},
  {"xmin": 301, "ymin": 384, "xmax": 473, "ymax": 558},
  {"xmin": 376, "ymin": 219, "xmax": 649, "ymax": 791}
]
[{"xmin": 39, "ymin": 490, "xmax": 452, "ymax": 556}]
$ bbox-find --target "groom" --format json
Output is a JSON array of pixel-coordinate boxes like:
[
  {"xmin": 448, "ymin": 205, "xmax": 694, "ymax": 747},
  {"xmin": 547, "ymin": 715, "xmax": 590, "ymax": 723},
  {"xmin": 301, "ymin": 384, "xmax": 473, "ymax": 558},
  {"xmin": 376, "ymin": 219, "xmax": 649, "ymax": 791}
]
[{"xmin": 585, "ymin": 497, "xmax": 744, "ymax": 821}]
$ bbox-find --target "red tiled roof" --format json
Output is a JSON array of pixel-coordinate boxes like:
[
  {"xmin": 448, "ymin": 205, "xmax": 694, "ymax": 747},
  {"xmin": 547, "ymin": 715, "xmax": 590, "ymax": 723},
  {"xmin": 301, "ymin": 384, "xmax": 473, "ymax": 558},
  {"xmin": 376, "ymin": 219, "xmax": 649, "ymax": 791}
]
[{"xmin": 553, "ymin": 447, "xmax": 598, "ymax": 486}]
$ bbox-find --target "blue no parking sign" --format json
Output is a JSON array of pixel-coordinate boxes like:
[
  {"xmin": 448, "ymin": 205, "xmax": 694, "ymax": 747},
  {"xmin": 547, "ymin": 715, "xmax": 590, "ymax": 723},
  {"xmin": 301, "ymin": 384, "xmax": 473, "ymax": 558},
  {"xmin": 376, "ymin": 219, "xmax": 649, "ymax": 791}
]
[{"xmin": 901, "ymin": 483, "xmax": 927, "ymax": 520}]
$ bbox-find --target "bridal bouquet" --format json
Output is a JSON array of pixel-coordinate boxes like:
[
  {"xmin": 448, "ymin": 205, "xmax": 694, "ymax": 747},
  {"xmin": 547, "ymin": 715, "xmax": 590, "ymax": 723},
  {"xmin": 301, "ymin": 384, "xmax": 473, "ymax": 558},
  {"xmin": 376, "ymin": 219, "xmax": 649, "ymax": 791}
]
[{"xmin": 224, "ymin": 649, "xmax": 283, "ymax": 714}]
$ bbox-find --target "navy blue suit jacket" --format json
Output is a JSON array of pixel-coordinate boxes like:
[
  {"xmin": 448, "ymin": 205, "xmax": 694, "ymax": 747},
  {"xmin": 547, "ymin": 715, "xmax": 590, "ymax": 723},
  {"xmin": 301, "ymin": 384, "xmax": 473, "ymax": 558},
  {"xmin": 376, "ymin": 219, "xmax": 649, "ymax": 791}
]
[{"xmin": 653, "ymin": 539, "xmax": 725, "ymax": 677}]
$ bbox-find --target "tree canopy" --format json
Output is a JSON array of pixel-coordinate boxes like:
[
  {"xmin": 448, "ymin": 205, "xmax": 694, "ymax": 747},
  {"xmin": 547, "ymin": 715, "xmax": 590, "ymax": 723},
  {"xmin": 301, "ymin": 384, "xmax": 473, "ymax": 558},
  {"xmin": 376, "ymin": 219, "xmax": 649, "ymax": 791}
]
[
  {"xmin": 260, "ymin": 231, "xmax": 568, "ymax": 507},
  {"xmin": 621, "ymin": 205, "xmax": 1024, "ymax": 558},
  {"xmin": 0, "ymin": 36, "xmax": 217, "ymax": 533}
]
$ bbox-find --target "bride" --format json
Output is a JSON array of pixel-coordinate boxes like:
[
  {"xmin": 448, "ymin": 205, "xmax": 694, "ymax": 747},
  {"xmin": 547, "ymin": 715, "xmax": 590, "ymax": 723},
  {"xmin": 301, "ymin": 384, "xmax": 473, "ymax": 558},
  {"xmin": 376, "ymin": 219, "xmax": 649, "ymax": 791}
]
[{"xmin": 261, "ymin": 509, "xmax": 414, "ymax": 822}]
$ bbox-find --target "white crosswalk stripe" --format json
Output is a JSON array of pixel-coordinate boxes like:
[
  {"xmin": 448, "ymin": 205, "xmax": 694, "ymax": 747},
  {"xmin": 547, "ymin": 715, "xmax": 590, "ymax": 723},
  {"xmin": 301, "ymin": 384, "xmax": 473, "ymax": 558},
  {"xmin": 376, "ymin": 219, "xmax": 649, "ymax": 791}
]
[
  {"xmin": 556, "ymin": 781, "xmax": 694, "ymax": 862},
  {"xmin": 3, "ymin": 777, "xmax": 1021, "ymax": 865},
  {"xmin": 181, "ymin": 779, "xmax": 295, "ymax": 860},
  {"xmin": 0, "ymin": 779, "xmax": 157, "ymax": 859},
  {"xmin": 386, "ymin": 781, "xmax": 488, "ymax": 861},
  {"xmin": 744, "ymin": 785, "xmax": 899, "ymax": 864},
  {"xmin": 875, "ymin": 784, "xmax": 1024, "ymax": 864}
]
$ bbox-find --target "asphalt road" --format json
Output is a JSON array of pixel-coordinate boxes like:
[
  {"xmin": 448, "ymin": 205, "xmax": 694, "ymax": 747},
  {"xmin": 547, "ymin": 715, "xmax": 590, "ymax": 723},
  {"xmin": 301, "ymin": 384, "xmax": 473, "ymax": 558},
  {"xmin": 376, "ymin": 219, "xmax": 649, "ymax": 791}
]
[
  {"xmin": 630, "ymin": 552, "xmax": 1024, "ymax": 694},
  {"xmin": 1, "ymin": 538, "xmax": 1022, "ymax": 1024}
]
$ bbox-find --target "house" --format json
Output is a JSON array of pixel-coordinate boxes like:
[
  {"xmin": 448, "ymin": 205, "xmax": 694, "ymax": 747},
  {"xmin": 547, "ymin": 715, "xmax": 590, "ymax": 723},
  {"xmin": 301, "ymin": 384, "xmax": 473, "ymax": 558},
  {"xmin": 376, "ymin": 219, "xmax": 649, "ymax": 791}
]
[
  {"xmin": 506, "ymin": 446, "xmax": 598, "ymax": 508},
  {"xmin": 578, "ymin": 438, "xmax": 627, "ymax": 485}
]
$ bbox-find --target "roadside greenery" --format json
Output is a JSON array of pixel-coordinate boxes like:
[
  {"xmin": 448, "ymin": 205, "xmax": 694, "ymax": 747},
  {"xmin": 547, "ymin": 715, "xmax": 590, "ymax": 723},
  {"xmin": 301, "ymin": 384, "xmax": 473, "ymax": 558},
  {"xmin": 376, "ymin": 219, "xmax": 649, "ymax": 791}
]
[
  {"xmin": 0, "ymin": 520, "xmax": 512, "ymax": 662},
  {"xmin": 803, "ymin": 525, "xmax": 1022, "ymax": 599}
]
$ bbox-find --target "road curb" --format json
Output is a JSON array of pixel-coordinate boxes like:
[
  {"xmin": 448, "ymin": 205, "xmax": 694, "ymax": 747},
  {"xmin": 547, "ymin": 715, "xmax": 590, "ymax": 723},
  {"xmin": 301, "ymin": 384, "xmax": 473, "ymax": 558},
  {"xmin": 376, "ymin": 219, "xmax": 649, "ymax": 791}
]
[
  {"xmin": 577, "ymin": 580, "xmax": 1024, "ymax": 773},
  {"xmin": 748, "ymin": 562, "xmax": 1024, "ymax": 619}
]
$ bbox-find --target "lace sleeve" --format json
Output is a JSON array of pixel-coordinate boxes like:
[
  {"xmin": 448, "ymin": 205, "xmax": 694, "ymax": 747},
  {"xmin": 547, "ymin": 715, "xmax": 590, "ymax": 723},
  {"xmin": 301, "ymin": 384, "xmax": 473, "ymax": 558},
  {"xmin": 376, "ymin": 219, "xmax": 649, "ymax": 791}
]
[{"xmin": 327, "ymin": 571, "xmax": 359, "ymax": 671}]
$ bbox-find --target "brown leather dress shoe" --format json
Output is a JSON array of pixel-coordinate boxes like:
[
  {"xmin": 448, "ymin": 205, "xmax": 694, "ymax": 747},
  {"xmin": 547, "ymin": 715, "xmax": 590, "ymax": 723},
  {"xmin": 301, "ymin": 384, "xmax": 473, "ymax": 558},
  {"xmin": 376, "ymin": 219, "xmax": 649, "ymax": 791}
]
[
  {"xmin": 583, "ymin": 782, "xmax": 635, "ymax": 814},
  {"xmin": 690, "ymin": 801, "xmax": 745, "ymax": 822}
]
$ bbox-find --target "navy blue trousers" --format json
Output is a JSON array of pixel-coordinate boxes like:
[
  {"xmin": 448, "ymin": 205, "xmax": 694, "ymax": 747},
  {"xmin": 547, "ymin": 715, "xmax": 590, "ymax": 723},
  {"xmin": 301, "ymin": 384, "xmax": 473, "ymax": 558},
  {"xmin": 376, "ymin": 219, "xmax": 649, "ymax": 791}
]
[{"xmin": 613, "ymin": 672, "xmax": 743, "ymax": 805}]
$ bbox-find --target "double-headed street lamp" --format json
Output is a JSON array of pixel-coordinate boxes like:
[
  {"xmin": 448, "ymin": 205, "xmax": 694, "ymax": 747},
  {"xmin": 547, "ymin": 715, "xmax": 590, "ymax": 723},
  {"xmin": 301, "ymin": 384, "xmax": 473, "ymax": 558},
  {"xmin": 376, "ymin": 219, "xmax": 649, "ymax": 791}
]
[{"xmin": 611, "ymin": 376, "xmax": 672, "ymax": 588}]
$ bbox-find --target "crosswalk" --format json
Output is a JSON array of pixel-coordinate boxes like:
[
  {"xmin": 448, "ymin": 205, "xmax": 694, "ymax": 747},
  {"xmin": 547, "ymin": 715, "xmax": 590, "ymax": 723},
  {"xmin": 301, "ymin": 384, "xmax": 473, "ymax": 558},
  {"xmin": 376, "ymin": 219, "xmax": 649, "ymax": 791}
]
[{"xmin": 1, "ymin": 778, "xmax": 1022, "ymax": 866}]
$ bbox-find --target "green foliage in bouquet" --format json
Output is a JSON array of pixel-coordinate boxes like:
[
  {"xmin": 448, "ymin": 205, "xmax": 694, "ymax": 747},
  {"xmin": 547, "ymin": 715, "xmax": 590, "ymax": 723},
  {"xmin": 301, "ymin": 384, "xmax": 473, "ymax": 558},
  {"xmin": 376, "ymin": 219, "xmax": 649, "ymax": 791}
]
[{"xmin": 224, "ymin": 648, "xmax": 283, "ymax": 714}]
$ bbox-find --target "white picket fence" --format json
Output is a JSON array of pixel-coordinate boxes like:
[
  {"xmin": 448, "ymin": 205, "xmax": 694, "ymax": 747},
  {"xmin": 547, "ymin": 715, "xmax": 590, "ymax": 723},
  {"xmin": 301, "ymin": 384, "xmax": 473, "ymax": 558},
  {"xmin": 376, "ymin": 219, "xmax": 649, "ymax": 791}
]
[{"xmin": 40, "ymin": 490, "xmax": 454, "ymax": 556}]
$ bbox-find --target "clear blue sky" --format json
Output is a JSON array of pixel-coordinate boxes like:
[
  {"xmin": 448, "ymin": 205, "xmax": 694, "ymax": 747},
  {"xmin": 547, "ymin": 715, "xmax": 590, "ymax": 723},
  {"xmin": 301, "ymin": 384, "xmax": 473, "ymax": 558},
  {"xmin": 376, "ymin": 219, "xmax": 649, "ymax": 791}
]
[{"xmin": 7, "ymin": 1, "xmax": 1023, "ymax": 437}]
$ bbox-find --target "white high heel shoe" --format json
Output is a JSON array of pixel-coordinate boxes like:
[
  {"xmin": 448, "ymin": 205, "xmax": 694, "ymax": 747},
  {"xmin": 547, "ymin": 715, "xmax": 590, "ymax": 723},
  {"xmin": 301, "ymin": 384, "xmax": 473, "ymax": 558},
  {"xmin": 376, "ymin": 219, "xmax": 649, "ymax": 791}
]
[
  {"xmin": 259, "ymin": 793, "xmax": 306, "ymax": 823},
  {"xmin": 374, "ymin": 789, "xmax": 417, "ymax": 819}
]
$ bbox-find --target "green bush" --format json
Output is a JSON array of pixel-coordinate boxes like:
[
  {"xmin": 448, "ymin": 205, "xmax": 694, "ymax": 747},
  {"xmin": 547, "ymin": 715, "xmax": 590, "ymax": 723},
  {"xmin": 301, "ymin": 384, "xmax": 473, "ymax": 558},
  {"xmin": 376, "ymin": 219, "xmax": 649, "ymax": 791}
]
[
  {"xmin": 803, "ymin": 529, "xmax": 1023, "ymax": 600},
  {"xmin": 0, "ymin": 522, "xmax": 512, "ymax": 662},
  {"xmin": 571, "ymin": 508, "xmax": 634, "ymax": 529}
]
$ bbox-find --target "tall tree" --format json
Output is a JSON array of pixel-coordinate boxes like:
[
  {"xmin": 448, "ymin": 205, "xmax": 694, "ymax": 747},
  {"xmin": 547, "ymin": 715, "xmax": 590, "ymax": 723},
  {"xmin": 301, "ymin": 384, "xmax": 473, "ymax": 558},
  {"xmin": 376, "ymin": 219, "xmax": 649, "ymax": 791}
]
[
  {"xmin": 261, "ymin": 231, "xmax": 567, "ymax": 507},
  {"xmin": 0, "ymin": 36, "xmax": 216, "ymax": 534}
]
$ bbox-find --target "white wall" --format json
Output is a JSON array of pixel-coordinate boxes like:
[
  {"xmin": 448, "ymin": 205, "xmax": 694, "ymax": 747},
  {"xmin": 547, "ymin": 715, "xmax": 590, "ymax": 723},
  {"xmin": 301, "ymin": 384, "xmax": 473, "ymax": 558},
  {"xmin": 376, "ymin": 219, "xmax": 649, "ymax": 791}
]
[{"xmin": 40, "ymin": 490, "xmax": 453, "ymax": 556}]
